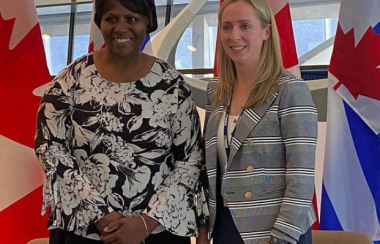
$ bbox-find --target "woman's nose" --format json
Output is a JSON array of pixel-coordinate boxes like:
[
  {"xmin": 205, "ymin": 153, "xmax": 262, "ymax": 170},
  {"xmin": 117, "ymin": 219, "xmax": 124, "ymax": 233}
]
[
  {"xmin": 114, "ymin": 20, "xmax": 128, "ymax": 32},
  {"xmin": 229, "ymin": 27, "xmax": 241, "ymax": 40}
]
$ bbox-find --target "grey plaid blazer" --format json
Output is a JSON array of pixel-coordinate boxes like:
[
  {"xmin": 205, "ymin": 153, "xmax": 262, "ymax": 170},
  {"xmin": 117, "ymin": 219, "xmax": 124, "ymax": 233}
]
[{"xmin": 203, "ymin": 71, "xmax": 318, "ymax": 244}]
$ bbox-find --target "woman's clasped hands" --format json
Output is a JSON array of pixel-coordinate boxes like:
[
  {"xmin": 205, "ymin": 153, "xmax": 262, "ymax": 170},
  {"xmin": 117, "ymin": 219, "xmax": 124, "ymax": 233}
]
[{"xmin": 101, "ymin": 214, "xmax": 158, "ymax": 244}]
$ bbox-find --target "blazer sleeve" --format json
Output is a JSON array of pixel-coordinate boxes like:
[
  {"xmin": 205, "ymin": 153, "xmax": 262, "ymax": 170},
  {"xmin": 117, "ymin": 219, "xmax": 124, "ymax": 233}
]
[
  {"xmin": 271, "ymin": 79, "xmax": 318, "ymax": 243},
  {"xmin": 144, "ymin": 77, "xmax": 204, "ymax": 237}
]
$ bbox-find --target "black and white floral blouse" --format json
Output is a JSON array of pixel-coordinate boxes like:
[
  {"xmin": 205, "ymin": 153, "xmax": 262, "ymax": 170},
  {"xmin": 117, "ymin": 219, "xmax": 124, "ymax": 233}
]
[{"xmin": 34, "ymin": 54, "xmax": 204, "ymax": 240}]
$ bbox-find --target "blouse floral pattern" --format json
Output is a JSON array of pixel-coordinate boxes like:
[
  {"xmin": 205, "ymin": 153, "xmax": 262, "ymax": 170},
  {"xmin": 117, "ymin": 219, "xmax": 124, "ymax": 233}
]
[{"xmin": 34, "ymin": 54, "xmax": 203, "ymax": 240}]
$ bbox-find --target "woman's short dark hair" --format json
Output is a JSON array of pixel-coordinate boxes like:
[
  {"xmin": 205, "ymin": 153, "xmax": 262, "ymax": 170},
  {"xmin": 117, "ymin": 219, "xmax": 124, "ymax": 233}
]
[{"xmin": 94, "ymin": 0, "xmax": 158, "ymax": 33}]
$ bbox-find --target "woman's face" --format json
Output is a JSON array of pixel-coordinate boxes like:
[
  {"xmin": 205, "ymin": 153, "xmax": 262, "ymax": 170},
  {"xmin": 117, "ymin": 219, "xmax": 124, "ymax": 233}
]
[
  {"xmin": 220, "ymin": 0, "xmax": 270, "ymax": 67},
  {"xmin": 100, "ymin": 0, "xmax": 149, "ymax": 58}
]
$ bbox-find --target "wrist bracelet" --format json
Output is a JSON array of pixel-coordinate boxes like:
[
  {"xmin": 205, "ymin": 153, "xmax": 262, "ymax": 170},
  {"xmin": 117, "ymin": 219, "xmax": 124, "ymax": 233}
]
[{"xmin": 139, "ymin": 215, "xmax": 149, "ymax": 238}]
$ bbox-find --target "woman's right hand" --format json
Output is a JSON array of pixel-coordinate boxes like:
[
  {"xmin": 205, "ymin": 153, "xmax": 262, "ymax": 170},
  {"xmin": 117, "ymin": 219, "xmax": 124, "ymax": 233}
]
[
  {"xmin": 95, "ymin": 211, "xmax": 124, "ymax": 235},
  {"xmin": 100, "ymin": 216, "xmax": 149, "ymax": 244}
]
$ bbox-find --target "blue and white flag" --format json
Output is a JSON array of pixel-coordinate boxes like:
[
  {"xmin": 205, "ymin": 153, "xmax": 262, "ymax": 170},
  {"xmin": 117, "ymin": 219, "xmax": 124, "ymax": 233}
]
[{"xmin": 320, "ymin": 0, "xmax": 380, "ymax": 242}]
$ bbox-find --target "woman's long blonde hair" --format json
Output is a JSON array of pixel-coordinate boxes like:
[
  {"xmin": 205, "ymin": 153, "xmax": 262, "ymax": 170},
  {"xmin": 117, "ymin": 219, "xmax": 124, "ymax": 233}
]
[{"xmin": 214, "ymin": 0, "xmax": 283, "ymax": 108}]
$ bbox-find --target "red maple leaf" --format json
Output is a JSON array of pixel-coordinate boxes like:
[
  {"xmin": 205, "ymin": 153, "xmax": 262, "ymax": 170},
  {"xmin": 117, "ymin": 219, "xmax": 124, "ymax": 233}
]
[
  {"xmin": 0, "ymin": 10, "xmax": 50, "ymax": 244},
  {"xmin": 330, "ymin": 23, "xmax": 380, "ymax": 101},
  {"xmin": 0, "ymin": 11, "xmax": 51, "ymax": 148}
]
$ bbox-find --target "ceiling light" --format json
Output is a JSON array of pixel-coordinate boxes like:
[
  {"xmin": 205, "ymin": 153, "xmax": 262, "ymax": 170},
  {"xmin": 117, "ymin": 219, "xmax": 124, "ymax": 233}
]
[{"xmin": 187, "ymin": 45, "xmax": 196, "ymax": 52}]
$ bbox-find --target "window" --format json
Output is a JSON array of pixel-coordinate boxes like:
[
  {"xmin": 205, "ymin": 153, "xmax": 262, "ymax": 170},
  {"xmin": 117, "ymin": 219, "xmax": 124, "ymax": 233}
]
[{"xmin": 293, "ymin": 18, "xmax": 338, "ymax": 57}]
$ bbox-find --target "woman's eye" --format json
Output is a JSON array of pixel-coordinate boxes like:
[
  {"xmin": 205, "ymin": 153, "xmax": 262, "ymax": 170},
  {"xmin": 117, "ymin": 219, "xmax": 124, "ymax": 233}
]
[
  {"xmin": 105, "ymin": 17, "xmax": 117, "ymax": 23},
  {"xmin": 222, "ymin": 25, "xmax": 231, "ymax": 31},
  {"xmin": 241, "ymin": 24, "xmax": 250, "ymax": 30},
  {"xmin": 127, "ymin": 17, "xmax": 138, "ymax": 23}
]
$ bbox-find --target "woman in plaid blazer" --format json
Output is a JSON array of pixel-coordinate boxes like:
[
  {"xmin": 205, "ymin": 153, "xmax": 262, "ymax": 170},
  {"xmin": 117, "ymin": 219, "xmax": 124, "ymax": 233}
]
[{"xmin": 196, "ymin": 0, "xmax": 318, "ymax": 244}]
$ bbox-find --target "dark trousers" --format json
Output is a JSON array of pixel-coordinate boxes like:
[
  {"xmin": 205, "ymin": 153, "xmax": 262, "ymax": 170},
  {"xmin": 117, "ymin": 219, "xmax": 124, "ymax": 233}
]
[
  {"xmin": 50, "ymin": 229, "xmax": 191, "ymax": 244},
  {"xmin": 212, "ymin": 167, "xmax": 244, "ymax": 244},
  {"xmin": 212, "ymin": 204, "xmax": 244, "ymax": 244},
  {"xmin": 298, "ymin": 228, "xmax": 312, "ymax": 244}
]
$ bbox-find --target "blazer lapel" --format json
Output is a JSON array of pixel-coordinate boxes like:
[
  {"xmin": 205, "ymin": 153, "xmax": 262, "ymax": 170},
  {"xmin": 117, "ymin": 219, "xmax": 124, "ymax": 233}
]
[
  {"xmin": 227, "ymin": 93, "xmax": 278, "ymax": 165},
  {"xmin": 205, "ymin": 104, "xmax": 224, "ymax": 171}
]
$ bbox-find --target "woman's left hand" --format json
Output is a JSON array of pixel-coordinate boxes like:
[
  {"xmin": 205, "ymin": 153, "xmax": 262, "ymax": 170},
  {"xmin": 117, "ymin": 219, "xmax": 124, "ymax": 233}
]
[{"xmin": 100, "ymin": 216, "xmax": 146, "ymax": 244}]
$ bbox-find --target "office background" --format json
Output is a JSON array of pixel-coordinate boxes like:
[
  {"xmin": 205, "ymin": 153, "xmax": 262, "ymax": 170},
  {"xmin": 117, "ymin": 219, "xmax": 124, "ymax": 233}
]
[{"xmin": 35, "ymin": 0, "xmax": 338, "ymax": 77}]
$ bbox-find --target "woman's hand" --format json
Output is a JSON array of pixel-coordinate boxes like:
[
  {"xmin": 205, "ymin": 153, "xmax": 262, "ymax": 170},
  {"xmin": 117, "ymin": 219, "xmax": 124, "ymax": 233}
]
[
  {"xmin": 196, "ymin": 226, "xmax": 210, "ymax": 244},
  {"xmin": 95, "ymin": 211, "xmax": 124, "ymax": 236},
  {"xmin": 101, "ymin": 214, "xmax": 159, "ymax": 244},
  {"xmin": 100, "ymin": 216, "xmax": 146, "ymax": 244}
]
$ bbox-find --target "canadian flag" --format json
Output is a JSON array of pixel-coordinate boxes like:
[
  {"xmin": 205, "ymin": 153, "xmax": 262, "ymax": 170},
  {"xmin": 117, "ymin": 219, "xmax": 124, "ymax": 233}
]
[
  {"xmin": 265, "ymin": 0, "xmax": 300, "ymax": 77},
  {"xmin": 213, "ymin": 0, "xmax": 319, "ymax": 229},
  {"xmin": 88, "ymin": 1, "xmax": 106, "ymax": 53},
  {"xmin": 0, "ymin": 0, "xmax": 51, "ymax": 243}
]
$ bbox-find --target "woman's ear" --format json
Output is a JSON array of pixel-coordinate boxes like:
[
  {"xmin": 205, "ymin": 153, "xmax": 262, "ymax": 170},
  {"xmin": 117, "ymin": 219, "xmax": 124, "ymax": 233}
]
[{"xmin": 263, "ymin": 24, "xmax": 271, "ymax": 41}]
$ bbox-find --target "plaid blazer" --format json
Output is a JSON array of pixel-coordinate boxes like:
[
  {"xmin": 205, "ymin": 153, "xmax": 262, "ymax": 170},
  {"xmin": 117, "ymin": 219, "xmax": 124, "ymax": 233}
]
[{"xmin": 203, "ymin": 71, "xmax": 318, "ymax": 244}]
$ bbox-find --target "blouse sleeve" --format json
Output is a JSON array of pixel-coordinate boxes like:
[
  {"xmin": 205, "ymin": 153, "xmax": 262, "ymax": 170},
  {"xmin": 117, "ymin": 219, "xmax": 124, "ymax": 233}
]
[
  {"xmin": 271, "ymin": 79, "xmax": 318, "ymax": 243},
  {"xmin": 194, "ymin": 164, "xmax": 210, "ymax": 227},
  {"xmin": 34, "ymin": 67, "xmax": 112, "ymax": 233},
  {"xmin": 144, "ymin": 77, "xmax": 204, "ymax": 237}
]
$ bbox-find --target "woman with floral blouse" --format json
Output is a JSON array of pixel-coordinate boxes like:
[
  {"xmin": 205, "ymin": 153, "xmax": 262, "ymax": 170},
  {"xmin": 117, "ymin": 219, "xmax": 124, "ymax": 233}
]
[{"xmin": 34, "ymin": 0, "xmax": 204, "ymax": 243}]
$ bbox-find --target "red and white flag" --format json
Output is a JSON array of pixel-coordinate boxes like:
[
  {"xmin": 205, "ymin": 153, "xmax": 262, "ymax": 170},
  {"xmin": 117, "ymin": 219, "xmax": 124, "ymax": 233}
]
[
  {"xmin": 213, "ymin": 0, "xmax": 319, "ymax": 229},
  {"xmin": 0, "ymin": 0, "xmax": 51, "ymax": 242},
  {"xmin": 265, "ymin": 0, "xmax": 300, "ymax": 77},
  {"xmin": 88, "ymin": 1, "xmax": 106, "ymax": 53}
]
